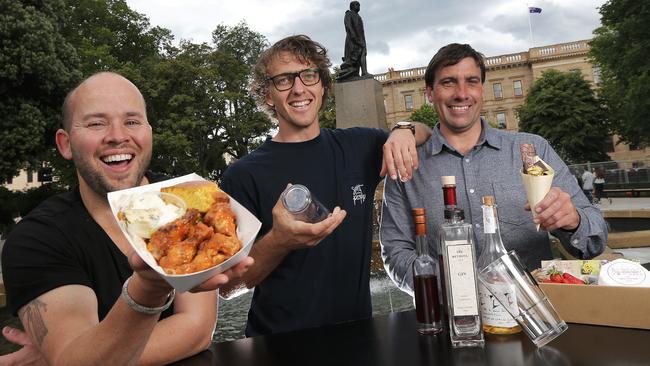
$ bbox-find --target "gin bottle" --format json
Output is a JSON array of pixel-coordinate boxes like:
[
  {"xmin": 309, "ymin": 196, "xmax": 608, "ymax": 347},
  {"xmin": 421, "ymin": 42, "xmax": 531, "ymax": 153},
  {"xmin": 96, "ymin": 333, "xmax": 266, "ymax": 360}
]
[
  {"xmin": 411, "ymin": 208, "xmax": 443, "ymax": 335},
  {"xmin": 477, "ymin": 196, "xmax": 522, "ymax": 335},
  {"xmin": 439, "ymin": 177, "xmax": 484, "ymax": 347}
]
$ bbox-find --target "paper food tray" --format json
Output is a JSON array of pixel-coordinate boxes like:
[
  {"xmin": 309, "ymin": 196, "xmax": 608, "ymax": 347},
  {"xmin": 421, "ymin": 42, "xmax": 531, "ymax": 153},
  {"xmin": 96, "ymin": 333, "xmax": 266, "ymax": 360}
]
[{"xmin": 107, "ymin": 173, "xmax": 261, "ymax": 292}]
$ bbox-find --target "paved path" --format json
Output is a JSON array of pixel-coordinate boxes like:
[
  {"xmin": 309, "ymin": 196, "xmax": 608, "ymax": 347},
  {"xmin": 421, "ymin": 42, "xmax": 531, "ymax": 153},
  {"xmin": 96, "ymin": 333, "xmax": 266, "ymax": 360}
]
[
  {"xmin": 595, "ymin": 197, "xmax": 650, "ymax": 212},
  {"xmin": 594, "ymin": 197, "xmax": 650, "ymax": 263}
]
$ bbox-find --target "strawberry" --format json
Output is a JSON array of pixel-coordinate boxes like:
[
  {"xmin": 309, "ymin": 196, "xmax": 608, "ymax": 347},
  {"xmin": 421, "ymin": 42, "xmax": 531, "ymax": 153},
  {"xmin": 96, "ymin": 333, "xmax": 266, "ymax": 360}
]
[
  {"xmin": 550, "ymin": 273, "xmax": 564, "ymax": 283},
  {"xmin": 562, "ymin": 273, "xmax": 585, "ymax": 285},
  {"xmin": 548, "ymin": 268, "xmax": 564, "ymax": 283}
]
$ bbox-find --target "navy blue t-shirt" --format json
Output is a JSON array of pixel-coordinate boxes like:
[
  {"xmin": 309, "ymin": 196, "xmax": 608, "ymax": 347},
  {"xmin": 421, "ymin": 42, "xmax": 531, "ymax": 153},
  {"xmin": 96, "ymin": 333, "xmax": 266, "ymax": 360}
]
[{"xmin": 221, "ymin": 127, "xmax": 388, "ymax": 336}]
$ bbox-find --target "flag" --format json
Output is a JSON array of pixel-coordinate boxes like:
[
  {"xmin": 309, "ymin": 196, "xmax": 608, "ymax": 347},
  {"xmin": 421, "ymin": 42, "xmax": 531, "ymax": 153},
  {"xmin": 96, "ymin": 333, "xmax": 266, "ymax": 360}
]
[{"xmin": 528, "ymin": 6, "xmax": 542, "ymax": 13}]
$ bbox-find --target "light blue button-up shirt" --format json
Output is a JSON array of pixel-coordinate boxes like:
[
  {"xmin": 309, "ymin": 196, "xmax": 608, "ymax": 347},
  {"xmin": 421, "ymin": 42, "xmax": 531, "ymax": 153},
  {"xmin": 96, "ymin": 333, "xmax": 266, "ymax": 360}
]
[{"xmin": 379, "ymin": 120, "xmax": 607, "ymax": 296}]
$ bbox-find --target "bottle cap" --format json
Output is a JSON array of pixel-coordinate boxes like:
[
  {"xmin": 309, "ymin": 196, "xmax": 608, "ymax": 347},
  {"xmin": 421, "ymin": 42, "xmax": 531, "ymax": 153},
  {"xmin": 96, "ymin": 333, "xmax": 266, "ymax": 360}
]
[
  {"xmin": 411, "ymin": 208, "xmax": 426, "ymax": 215},
  {"xmin": 441, "ymin": 176, "xmax": 456, "ymax": 186},
  {"xmin": 482, "ymin": 195, "xmax": 495, "ymax": 206},
  {"xmin": 281, "ymin": 184, "xmax": 311, "ymax": 213}
]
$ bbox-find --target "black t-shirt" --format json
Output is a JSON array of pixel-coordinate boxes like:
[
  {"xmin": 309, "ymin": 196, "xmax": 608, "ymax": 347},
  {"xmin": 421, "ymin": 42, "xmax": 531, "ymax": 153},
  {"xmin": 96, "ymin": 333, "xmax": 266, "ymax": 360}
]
[
  {"xmin": 220, "ymin": 128, "xmax": 388, "ymax": 336},
  {"xmin": 1, "ymin": 172, "xmax": 171, "ymax": 319}
]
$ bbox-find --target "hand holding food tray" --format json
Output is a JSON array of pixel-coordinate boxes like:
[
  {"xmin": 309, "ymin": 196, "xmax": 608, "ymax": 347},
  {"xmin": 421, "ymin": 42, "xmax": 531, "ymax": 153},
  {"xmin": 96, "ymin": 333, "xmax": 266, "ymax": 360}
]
[
  {"xmin": 108, "ymin": 173, "xmax": 261, "ymax": 293},
  {"xmin": 519, "ymin": 143, "xmax": 554, "ymax": 231}
]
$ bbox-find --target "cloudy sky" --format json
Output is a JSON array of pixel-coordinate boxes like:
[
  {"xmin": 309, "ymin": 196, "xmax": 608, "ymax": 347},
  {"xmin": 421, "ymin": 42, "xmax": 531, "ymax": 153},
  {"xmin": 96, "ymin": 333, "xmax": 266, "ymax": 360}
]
[{"xmin": 126, "ymin": 0, "xmax": 607, "ymax": 74}]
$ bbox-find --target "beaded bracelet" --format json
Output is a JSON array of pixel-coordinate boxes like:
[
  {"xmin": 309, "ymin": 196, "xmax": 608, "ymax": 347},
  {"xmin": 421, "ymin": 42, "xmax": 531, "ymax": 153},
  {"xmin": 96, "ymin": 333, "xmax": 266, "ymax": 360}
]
[{"xmin": 121, "ymin": 276, "xmax": 175, "ymax": 315}]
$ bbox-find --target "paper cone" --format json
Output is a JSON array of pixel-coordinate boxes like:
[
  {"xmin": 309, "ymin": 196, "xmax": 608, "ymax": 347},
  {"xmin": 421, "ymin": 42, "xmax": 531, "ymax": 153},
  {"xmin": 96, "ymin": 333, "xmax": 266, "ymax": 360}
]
[{"xmin": 520, "ymin": 171, "xmax": 553, "ymax": 231}]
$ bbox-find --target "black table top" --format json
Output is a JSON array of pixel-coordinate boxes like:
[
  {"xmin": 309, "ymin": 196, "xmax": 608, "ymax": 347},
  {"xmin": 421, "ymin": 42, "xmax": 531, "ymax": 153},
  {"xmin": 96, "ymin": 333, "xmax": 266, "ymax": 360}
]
[{"xmin": 174, "ymin": 310, "xmax": 650, "ymax": 366}]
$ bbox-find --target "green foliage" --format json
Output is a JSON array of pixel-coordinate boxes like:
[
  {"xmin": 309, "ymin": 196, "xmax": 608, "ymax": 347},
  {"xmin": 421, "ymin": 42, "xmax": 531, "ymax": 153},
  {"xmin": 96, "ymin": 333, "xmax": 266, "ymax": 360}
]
[
  {"xmin": 590, "ymin": 0, "xmax": 650, "ymax": 147},
  {"xmin": 145, "ymin": 22, "xmax": 272, "ymax": 180},
  {"xmin": 319, "ymin": 67, "xmax": 337, "ymax": 130},
  {"xmin": 409, "ymin": 103, "xmax": 438, "ymax": 128},
  {"xmin": 0, "ymin": 0, "xmax": 81, "ymax": 181},
  {"xmin": 61, "ymin": 0, "xmax": 173, "ymax": 76},
  {"xmin": 517, "ymin": 70, "xmax": 610, "ymax": 164},
  {"xmin": 0, "ymin": 184, "xmax": 66, "ymax": 236},
  {"xmin": 3, "ymin": 2, "xmax": 273, "ymax": 190}
]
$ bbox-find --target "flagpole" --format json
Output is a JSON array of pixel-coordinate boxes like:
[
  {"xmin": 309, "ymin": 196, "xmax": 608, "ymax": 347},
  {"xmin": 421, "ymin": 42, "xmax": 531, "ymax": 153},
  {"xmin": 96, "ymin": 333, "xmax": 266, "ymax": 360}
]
[{"xmin": 527, "ymin": 4, "xmax": 534, "ymax": 47}]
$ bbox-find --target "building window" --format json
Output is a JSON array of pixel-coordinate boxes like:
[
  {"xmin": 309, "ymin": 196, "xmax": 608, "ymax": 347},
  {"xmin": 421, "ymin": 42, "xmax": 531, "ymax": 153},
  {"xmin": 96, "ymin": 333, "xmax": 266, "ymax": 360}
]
[
  {"xmin": 404, "ymin": 95, "xmax": 413, "ymax": 111},
  {"xmin": 592, "ymin": 66, "xmax": 601, "ymax": 84},
  {"xmin": 513, "ymin": 80, "xmax": 523, "ymax": 97},
  {"xmin": 496, "ymin": 112, "xmax": 506, "ymax": 129},
  {"xmin": 493, "ymin": 83, "xmax": 503, "ymax": 99},
  {"xmin": 27, "ymin": 170, "xmax": 34, "ymax": 183}
]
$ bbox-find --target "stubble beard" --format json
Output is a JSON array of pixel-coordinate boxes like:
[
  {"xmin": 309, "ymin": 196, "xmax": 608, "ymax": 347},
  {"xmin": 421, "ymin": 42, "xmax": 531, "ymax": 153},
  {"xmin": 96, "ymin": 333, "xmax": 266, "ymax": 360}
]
[{"xmin": 71, "ymin": 146, "xmax": 151, "ymax": 199}]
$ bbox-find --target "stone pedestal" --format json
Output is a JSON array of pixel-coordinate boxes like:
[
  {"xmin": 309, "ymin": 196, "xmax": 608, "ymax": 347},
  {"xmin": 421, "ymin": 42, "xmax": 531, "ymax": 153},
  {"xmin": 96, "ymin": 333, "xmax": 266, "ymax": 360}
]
[{"xmin": 335, "ymin": 78, "xmax": 387, "ymax": 130}]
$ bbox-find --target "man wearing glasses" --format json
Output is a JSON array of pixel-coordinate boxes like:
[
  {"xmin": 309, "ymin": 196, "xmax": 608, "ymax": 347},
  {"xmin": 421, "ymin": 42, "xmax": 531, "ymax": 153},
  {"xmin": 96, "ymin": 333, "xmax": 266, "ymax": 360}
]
[{"xmin": 219, "ymin": 35, "xmax": 431, "ymax": 336}]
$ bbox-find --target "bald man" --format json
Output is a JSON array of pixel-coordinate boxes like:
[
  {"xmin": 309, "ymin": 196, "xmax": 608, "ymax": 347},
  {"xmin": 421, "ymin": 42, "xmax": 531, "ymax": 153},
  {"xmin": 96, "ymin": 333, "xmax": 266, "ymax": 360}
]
[{"xmin": 1, "ymin": 72, "xmax": 252, "ymax": 365}]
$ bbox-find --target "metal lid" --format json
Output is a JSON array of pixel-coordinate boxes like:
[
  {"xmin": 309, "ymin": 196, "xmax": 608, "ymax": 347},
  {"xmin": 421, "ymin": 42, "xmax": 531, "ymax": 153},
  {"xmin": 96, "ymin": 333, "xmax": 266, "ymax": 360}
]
[{"xmin": 281, "ymin": 184, "xmax": 312, "ymax": 213}]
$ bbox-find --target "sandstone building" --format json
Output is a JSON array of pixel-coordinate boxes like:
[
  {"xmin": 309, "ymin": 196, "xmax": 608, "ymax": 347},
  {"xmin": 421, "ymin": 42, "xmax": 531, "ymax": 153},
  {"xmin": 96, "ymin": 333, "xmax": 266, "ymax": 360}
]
[{"xmin": 375, "ymin": 39, "xmax": 649, "ymax": 163}]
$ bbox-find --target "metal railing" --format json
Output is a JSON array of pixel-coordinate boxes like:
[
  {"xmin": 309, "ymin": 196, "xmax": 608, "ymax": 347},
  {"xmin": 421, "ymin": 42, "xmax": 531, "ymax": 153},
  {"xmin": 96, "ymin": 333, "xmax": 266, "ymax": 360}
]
[{"xmin": 568, "ymin": 159, "xmax": 650, "ymax": 191}]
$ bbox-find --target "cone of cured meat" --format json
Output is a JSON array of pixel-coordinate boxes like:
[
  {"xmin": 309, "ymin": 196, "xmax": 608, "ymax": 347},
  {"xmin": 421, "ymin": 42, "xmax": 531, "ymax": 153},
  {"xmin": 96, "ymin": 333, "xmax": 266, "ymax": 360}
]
[{"xmin": 519, "ymin": 143, "xmax": 554, "ymax": 231}]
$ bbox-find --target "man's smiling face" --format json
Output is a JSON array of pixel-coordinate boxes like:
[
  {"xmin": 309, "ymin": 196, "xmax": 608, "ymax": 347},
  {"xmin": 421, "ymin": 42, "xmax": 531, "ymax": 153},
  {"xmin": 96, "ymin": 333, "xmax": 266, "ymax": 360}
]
[
  {"xmin": 428, "ymin": 57, "xmax": 484, "ymax": 134},
  {"xmin": 58, "ymin": 73, "xmax": 152, "ymax": 197},
  {"xmin": 265, "ymin": 51, "xmax": 324, "ymax": 132}
]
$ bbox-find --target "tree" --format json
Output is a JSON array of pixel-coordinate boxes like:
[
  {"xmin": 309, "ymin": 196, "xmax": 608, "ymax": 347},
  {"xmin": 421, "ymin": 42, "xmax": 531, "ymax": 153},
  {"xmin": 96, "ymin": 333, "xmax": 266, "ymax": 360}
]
[
  {"xmin": 409, "ymin": 103, "xmax": 438, "ymax": 128},
  {"xmin": 318, "ymin": 67, "xmax": 338, "ymax": 130},
  {"xmin": 62, "ymin": 0, "xmax": 173, "ymax": 76},
  {"xmin": 517, "ymin": 70, "xmax": 610, "ymax": 164},
  {"xmin": 0, "ymin": 0, "xmax": 81, "ymax": 182},
  {"xmin": 590, "ymin": 0, "xmax": 650, "ymax": 147},
  {"xmin": 146, "ymin": 23, "xmax": 272, "ymax": 181}
]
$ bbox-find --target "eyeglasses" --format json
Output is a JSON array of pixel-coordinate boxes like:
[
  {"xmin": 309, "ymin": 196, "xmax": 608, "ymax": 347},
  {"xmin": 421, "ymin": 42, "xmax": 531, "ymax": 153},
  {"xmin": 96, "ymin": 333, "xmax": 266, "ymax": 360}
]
[{"xmin": 267, "ymin": 68, "xmax": 321, "ymax": 91}]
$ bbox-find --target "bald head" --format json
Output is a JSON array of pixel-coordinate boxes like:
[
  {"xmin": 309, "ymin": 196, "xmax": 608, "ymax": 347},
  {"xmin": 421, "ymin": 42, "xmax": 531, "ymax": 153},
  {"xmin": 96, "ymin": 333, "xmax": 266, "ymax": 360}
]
[{"xmin": 62, "ymin": 72, "xmax": 147, "ymax": 131}]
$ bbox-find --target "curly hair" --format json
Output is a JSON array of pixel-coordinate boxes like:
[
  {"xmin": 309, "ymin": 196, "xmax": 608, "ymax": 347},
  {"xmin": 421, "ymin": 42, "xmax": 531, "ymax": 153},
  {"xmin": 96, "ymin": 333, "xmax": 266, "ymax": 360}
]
[
  {"xmin": 424, "ymin": 43, "xmax": 485, "ymax": 88},
  {"xmin": 251, "ymin": 35, "xmax": 332, "ymax": 118}
]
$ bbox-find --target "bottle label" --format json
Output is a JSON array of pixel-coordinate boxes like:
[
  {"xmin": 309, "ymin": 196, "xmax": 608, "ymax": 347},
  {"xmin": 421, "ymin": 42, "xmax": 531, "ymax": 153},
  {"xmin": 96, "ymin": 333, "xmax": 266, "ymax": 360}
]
[
  {"xmin": 482, "ymin": 206, "xmax": 496, "ymax": 234},
  {"xmin": 479, "ymin": 283, "xmax": 519, "ymax": 327},
  {"xmin": 446, "ymin": 243, "xmax": 479, "ymax": 316}
]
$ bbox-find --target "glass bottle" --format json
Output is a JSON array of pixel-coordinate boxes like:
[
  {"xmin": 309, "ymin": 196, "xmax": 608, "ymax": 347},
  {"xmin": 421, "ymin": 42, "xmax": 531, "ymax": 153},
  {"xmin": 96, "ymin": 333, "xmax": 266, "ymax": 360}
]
[
  {"xmin": 281, "ymin": 184, "xmax": 329, "ymax": 223},
  {"xmin": 477, "ymin": 196, "xmax": 523, "ymax": 335},
  {"xmin": 411, "ymin": 208, "xmax": 443, "ymax": 335},
  {"xmin": 439, "ymin": 177, "xmax": 485, "ymax": 348}
]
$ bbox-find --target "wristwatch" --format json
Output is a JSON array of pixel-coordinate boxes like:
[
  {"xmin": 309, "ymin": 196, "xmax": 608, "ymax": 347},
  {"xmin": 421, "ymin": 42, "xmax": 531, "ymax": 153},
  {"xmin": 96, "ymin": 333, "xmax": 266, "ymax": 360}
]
[{"xmin": 392, "ymin": 121, "xmax": 415, "ymax": 135}]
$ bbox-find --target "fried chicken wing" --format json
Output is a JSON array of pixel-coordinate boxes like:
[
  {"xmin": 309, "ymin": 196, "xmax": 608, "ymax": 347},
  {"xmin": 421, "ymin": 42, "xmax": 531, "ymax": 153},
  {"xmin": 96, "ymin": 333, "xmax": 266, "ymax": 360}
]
[
  {"xmin": 138, "ymin": 184, "xmax": 243, "ymax": 275},
  {"xmin": 147, "ymin": 209, "xmax": 202, "ymax": 259},
  {"xmin": 203, "ymin": 203, "xmax": 237, "ymax": 237},
  {"xmin": 191, "ymin": 232, "xmax": 242, "ymax": 270}
]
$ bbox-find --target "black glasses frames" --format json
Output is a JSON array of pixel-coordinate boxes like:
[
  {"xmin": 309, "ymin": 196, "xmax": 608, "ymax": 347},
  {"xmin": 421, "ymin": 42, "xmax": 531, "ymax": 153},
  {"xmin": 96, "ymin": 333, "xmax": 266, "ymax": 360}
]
[{"xmin": 267, "ymin": 68, "xmax": 321, "ymax": 91}]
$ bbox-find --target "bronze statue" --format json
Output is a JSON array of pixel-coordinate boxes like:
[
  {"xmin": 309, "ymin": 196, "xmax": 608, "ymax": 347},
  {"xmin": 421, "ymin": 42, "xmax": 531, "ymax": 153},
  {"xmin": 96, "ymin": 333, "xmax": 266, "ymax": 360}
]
[{"xmin": 338, "ymin": 1, "xmax": 372, "ymax": 81}]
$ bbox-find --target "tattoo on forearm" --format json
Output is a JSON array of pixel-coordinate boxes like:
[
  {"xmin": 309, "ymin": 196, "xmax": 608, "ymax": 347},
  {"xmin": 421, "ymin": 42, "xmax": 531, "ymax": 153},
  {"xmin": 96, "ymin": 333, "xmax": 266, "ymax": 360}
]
[{"xmin": 19, "ymin": 298, "xmax": 48, "ymax": 346}]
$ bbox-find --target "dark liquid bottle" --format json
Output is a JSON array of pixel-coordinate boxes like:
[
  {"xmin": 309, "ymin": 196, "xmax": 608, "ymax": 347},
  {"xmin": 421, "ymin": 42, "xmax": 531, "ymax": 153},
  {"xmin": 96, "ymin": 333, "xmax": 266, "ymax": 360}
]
[{"xmin": 412, "ymin": 208, "xmax": 443, "ymax": 335}]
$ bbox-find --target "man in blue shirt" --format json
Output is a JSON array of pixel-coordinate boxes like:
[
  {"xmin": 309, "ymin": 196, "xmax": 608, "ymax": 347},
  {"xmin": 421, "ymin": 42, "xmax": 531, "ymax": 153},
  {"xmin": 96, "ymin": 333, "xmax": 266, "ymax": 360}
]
[{"xmin": 380, "ymin": 43, "xmax": 607, "ymax": 295}]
